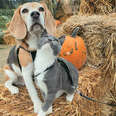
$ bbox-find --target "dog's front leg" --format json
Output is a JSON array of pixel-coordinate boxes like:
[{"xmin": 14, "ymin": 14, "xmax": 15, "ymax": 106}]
[
  {"xmin": 18, "ymin": 48, "xmax": 42, "ymax": 113},
  {"xmin": 22, "ymin": 63, "xmax": 42, "ymax": 113}
]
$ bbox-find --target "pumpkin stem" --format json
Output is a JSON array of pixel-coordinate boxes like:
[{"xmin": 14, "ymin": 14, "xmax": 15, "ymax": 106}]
[{"xmin": 71, "ymin": 27, "xmax": 80, "ymax": 38}]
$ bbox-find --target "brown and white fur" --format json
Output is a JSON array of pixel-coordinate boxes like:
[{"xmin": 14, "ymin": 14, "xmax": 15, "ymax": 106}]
[{"xmin": 3, "ymin": 2, "xmax": 56, "ymax": 114}]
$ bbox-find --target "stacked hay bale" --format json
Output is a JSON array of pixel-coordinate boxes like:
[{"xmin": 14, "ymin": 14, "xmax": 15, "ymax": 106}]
[
  {"xmin": 3, "ymin": 30, "xmax": 15, "ymax": 45},
  {"xmin": 79, "ymin": 0, "xmax": 113, "ymax": 15},
  {"xmin": 56, "ymin": 14, "xmax": 116, "ymax": 116},
  {"xmin": 56, "ymin": 14, "xmax": 116, "ymax": 67},
  {"xmin": 3, "ymin": 23, "xmax": 16, "ymax": 45}
]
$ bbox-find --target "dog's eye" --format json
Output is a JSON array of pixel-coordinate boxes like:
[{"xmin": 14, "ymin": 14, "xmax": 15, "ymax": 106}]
[
  {"xmin": 22, "ymin": 8, "xmax": 29, "ymax": 13},
  {"xmin": 39, "ymin": 7, "xmax": 44, "ymax": 12}
]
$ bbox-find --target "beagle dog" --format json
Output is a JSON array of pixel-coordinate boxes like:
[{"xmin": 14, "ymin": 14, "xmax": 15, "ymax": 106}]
[
  {"xmin": 4, "ymin": 2, "xmax": 56, "ymax": 113},
  {"xmin": 33, "ymin": 33, "xmax": 78, "ymax": 116}
]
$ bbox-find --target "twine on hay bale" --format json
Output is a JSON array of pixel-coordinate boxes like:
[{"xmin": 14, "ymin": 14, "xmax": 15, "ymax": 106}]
[
  {"xmin": 79, "ymin": 0, "xmax": 113, "ymax": 15},
  {"xmin": 0, "ymin": 66, "xmax": 108, "ymax": 116}
]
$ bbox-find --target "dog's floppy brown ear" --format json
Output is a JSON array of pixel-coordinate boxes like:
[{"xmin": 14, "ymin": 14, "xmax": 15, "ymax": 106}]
[
  {"xmin": 41, "ymin": 2, "xmax": 56, "ymax": 35},
  {"xmin": 8, "ymin": 6, "xmax": 27, "ymax": 40}
]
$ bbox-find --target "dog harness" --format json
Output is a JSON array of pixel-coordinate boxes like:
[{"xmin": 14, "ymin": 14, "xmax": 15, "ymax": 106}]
[
  {"xmin": 34, "ymin": 58, "xmax": 74, "ymax": 87},
  {"xmin": 17, "ymin": 46, "xmax": 37, "ymax": 71},
  {"xmin": 34, "ymin": 63, "xmax": 55, "ymax": 77},
  {"xmin": 16, "ymin": 46, "xmax": 55, "ymax": 78},
  {"xmin": 16, "ymin": 45, "xmax": 75, "ymax": 87}
]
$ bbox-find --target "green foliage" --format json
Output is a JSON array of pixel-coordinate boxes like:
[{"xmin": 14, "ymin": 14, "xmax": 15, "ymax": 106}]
[
  {"xmin": 0, "ymin": 29, "xmax": 4, "ymax": 44},
  {"xmin": 0, "ymin": 9, "xmax": 14, "ymax": 43},
  {"xmin": 0, "ymin": 9, "xmax": 14, "ymax": 17},
  {"xmin": 46, "ymin": 0, "xmax": 58, "ymax": 18},
  {"xmin": 0, "ymin": 9, "xmax": 14, "ymax": 29},
  {"xmin": 0, "ymin": 16, "xmax": 9, "ymax": 29}
]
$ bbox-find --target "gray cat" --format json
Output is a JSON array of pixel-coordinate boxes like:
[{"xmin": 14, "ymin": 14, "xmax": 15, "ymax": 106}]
[{"xmin": 34, "ymin": 32, "xmax": 78, "ymax": 116}]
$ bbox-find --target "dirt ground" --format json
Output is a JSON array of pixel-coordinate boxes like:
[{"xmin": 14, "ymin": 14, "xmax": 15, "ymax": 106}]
[{"xmin": 0, "ymin": 44, "xmax": 11, "ymax": 84}]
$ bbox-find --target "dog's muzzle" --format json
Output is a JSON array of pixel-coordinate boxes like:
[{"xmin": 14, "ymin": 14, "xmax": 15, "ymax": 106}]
[
  {"xmin": 31, "ymin": 11, "xmax": 40, "ymax": 20},
  {"xmin": 30, "ymin": 11, "xmax": 44, "ymax": 31}
]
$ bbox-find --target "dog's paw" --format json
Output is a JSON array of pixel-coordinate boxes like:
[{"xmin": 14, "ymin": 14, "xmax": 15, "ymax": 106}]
[
  {"xmin": 46, "ymin": 106, "xmax": 52, "ymax": 115},
  {"xmin": 66, "ymin": 94, "xmax": 74, "ymax": 102},
  {"xmin": 10, "ymin": 87, "xmax": 19, "ymax": 94}
]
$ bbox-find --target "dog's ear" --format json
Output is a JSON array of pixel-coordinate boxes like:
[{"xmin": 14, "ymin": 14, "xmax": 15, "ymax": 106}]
[
  {"xmin": 8, "ymin": 6, "xmax": 27, "ymax": 40},
  {"xmin": 41, "ymin": 2, "xmax": 56, "ymax": 35}
]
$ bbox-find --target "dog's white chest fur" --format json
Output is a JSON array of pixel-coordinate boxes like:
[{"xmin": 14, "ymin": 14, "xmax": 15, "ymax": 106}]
[{"xmin": 34, "ymin": 44, "xmax": 56, "ymax": 95}]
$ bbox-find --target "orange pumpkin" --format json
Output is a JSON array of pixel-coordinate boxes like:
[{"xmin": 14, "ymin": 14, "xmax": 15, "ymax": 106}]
[{"xmin": 60, "ymin": 27, "xmax": 87, "ymax": 69}]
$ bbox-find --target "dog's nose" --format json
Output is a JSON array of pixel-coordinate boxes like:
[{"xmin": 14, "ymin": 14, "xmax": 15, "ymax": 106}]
[{"xmin": 31, "ymin": 11, "xmax": 40, "ymax": 19}]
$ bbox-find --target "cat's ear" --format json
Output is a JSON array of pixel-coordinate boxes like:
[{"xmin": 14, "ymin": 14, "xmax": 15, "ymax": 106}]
[{"xmin": 58, "ymin": 35, "xmax": 65, "ymax": 46}]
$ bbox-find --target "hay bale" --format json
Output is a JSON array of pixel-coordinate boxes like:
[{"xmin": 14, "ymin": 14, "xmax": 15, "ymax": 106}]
[
  {"xmin": 79, "ymin": 0, "xmax": 113, "ymax": 15},
  {"xmin": 0, "ymin": 66, "xmax": 112, "ymax": 116},
  {"xmin": 3, "ymin": 22, "xmax": 16, "ymax": 45},
  {"xmin": 3, "ymin": 30, "xmax": 16, "ymax": 45},
  {"xmin": 56, "ymin": 14, "xmax": 116, "ymax": 67}
]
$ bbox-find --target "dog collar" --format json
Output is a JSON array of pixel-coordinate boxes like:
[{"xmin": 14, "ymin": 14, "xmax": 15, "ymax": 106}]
[{"xmin": 34, "ymin": 62, "xmax": 55, "ymax": 77}]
